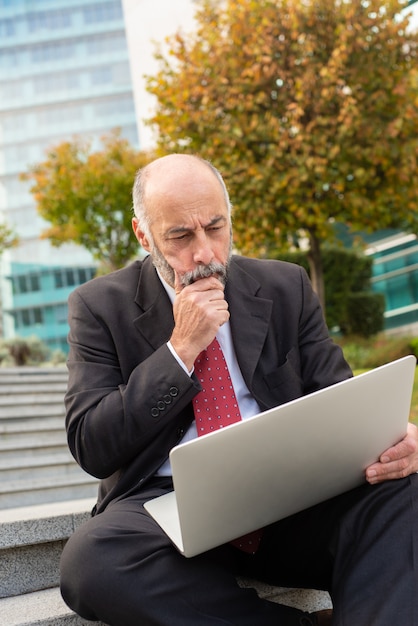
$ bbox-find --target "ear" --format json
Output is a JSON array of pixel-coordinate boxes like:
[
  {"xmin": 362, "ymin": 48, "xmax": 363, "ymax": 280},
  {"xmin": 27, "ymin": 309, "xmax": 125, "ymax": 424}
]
[{"xmin": 132, "ymin": 217, "xmax": 151, "ymax": 252}]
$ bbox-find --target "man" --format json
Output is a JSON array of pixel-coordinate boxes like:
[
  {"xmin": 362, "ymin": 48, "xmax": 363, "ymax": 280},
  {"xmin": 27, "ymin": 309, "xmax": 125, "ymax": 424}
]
[{"xmin": 60, "ymin": 154, "xmax": 418, "ymax": 626}]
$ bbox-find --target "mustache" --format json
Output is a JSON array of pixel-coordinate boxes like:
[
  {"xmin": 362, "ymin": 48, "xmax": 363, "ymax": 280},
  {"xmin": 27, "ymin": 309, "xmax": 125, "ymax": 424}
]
[{"xmin": 181, "ymin": 262, "xmax": 228, "ymax": 287}]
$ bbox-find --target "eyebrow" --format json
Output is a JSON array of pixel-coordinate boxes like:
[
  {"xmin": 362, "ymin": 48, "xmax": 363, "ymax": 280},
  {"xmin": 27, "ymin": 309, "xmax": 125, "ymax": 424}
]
[{"xmin": 165, "ymin": 215, "xmax": 227, "ymax": 237}]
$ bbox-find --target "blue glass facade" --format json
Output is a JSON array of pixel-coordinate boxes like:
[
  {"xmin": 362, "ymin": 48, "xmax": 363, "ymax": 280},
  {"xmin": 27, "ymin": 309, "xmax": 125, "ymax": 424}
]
[
  {"xmin": 366, "ymin": 232, "xmax": 418, "ymax": 333},
  {"xmin": 0, "ymin": 0, "xmax": 138, "ymax": 353},
  {"xmin": 7, "ymin": 263, "xmax": 97, "ymax": 353}
]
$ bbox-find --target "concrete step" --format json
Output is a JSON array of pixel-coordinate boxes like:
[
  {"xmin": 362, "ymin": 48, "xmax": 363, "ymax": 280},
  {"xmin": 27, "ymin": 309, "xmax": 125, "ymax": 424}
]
[
  {"xmin": 0, "ymin": 498, "xmax": 332, "ymax": 624},
  {"xmin": 0, "ymin": 372, "xmax": 67, "ymax": 397},
  {"xmin": 0, "ymin": 453, "xmax": 86, "ymax": 482},
  {"xmin": 0, "ymin": 443, "xmax": 69, "ymax": 462},
  {"xmin": 0, "ymin": 499, "xmax": 108, "ymax": 624},
  {"xmin": 0, "ymin": 366, "xmax": 97, "ymax": 508},
  {"xmin": 0, "ymin": 499, "xmax": 96, "ymax": 550},
  {"xmin": 0, "ymin": 384, "xmax": 65, "ymax": 407},
  {"xmin": 0, "ymin": 584, "xmax": 332, "ymax": 626},
  {"xmin": 0, "ymin": 403, "xmax": 65, "ymax": 419},
  {"xmin": 0, "ymin": 475, "xmax": 98, "ymax": 509},
  {"xmin": 0, "ymin": 430, "xmax": 67, "ymax": 451},
  {"xmin": 0, "ymin": 587, "xmax": 106, "ymax": 626},
  {"xmin": 0, "ymin": 414, "xmax": 63, "ymax": 429},
  {"xmin": 0, "ymin": 415, "xmax": 66, "ymax": 451},
  {"xmin": 0, "ymin": 367, "xmax": 68, "ymax": 378},
  {"xmin": 0, "ymin": 499, "xmax": 96, "ymax": 597}
]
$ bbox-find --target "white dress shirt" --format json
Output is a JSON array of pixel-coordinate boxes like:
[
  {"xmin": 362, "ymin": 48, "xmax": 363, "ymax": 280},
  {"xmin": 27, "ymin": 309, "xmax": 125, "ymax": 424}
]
[{"xmin": 156, "ymin": 272, "xmax": 261, "ymax": 476}]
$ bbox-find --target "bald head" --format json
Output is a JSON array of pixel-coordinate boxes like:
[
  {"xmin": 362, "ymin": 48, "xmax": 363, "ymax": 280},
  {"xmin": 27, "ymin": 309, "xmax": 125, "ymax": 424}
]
[{"xmin": 132, "ymin": 154, "xmax": 231, "ymax": 239}]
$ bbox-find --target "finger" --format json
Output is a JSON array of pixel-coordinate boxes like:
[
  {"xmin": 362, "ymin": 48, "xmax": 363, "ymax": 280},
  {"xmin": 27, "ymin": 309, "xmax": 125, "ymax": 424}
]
[
  {"xmin": 366, "ymin": 456, "xmax": 411, "ymax": 483},
  {"xmin": 379, "ymin": 436, "xmax": 416, "ymax": 464},
  {"xmin": 174, "ymin": 271, "xmax": 184, "ymax": 295},
  {"xmin": 189, "ymin": 275, "xmax": 225, "ymax": 292}
]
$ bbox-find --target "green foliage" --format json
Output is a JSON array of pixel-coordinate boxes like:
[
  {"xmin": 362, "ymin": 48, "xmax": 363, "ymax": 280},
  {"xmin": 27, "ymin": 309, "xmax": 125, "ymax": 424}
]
[
  {"xmin": 0, "ymin": 222, "xmax": 18, "ymax": 256},
  {"xmin": 409, "ymin": 337, "xmax": 418, "ymax": 359},
  {"xmin": 272, "ymin": 246, "xmax": 380, "ymax": 335},
  {"xmin": 0, "ymin": 336, "xmax": 51, "ymax": 367},
  {"xmin": 147, "ymin": 0, "xmax": 418, "ymax": 308},
  {"xmin": 336, "ymin": 340, "xmax": 372, "ymax": 371},
  {"xmin": 336, "ymin": 334, "xmax": 416, "ymax": 370},
  {"xmin": 410, "ymin": 368, "xmax": 418, "ymax": 425},
  {"xmin": 345, "ymin": 291, "xmax": 385, "ymax": 337},
  {"xmin": 50, "ymin": 350, "xmax": 67, "ymax": 365},
  {"xmin": 322, "ymin": 248, "xmax": 372, "ymax": 330},
  {"xmin": 22, "ymin": 130, "xmax": 154, "ymax": 271}
]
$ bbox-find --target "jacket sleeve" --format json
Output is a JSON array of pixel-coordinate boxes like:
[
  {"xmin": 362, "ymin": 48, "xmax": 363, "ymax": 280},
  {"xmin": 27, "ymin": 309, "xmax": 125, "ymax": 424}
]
[{"xmin": 65, "ymin": 289, "xmax": 198, "ymax": 479}]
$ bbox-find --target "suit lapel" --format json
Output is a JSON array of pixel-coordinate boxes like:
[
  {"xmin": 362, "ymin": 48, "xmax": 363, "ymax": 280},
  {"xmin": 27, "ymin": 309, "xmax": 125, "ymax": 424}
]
[
  {"xmin": 132, "ymin": 256, "xmax": 273, "ymax": 386},
  {"xmin": 133, "ymin": 256, "xmax": 174, "ymax": 349},
  {"xmin": 226, "ymin": 259, "xmax": 273, "ymax": 390}
]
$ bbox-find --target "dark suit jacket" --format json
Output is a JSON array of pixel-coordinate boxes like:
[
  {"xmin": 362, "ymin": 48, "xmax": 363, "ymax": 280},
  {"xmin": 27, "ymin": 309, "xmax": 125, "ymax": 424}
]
[{"xmin": 65, "ymin": 255, "xmax": 352, "ymax": 514}]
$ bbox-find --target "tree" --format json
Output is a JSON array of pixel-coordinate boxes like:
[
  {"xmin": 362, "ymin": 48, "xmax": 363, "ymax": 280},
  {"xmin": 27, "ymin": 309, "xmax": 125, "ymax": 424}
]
[
  {"xmin": 146, "ymin": 0, "xmax": 418, "ymax": 311},
  {"xmin": 23, "ymin": 130, "xmax": 153, "ymax": 272},
  {"xmin": 0, "ymin": 222, "xmax": 18, "ymax": 256}
]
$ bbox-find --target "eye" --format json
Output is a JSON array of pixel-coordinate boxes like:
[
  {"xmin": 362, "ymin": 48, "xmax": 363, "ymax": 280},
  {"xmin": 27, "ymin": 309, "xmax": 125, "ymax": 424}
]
[
  {"xmin": 207, "ymin": 225, "xmax": 223, "ymax": 232},
  {"xmin": 169, "ymin": 232, "xmax": 190, "ymax": 241}
]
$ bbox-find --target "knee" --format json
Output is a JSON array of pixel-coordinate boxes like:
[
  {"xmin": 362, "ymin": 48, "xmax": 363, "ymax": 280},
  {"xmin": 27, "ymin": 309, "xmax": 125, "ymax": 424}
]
[{"xmin": 60, "ymin": 526, "xmax": 104, "ymax": 620}]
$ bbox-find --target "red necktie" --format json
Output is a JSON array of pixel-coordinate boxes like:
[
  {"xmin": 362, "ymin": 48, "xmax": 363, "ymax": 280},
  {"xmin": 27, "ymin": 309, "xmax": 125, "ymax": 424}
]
[{"xmin": 193, "ymin": 338, "xmax": 263, "ymax": 554}]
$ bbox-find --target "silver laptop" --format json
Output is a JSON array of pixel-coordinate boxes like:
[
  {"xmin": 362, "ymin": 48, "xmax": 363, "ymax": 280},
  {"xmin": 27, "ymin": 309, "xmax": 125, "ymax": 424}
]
[{"xmin": 144, "ymin": 355, "xmax": 416, "ymax": 557}]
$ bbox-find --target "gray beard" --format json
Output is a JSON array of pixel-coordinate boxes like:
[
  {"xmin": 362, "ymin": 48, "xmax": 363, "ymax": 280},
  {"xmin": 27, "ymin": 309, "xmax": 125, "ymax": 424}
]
[
  {"xmin": 181, "ymin": 261, "xmax": 228, "ymax": 286},
  {"xmin": 150, "ymin": 243, "xmax": 231, "ymax": 288}
]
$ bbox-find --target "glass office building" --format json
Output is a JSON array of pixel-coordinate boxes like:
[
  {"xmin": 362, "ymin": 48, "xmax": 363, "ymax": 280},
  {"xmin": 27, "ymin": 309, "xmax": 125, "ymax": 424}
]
[
  {"xmin": 0, "ymin": 0, "xmax": 138, "ymax": 353},
  {"xmin": 366, "ymin": 231, "xmax": 418, "ymax": 334},
  {"xmin": 0, "ymin": 0, "xmax": 417, "ymax": 353}
]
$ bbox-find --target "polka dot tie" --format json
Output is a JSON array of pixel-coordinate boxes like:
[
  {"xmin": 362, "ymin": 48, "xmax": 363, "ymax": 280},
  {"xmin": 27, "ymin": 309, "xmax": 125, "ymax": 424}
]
[
  {"xmin": 193, "ymin": 337, "xmax": 263, "ymax": 554},
  {"xmin": 193, "ymin": 338, "xmax": 241, "ymax": 435}
]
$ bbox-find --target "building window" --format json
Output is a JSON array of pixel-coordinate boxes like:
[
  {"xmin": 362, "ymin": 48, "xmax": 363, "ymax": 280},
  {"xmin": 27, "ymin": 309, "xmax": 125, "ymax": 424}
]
[
  {"xmin": 86, "ymin": 32, "xmax": 126, "ymax": 56},
  {"xmin": 0, "ymin": 17, "xmax": 15, "ymax": 37},
  {"xmin": 33, "ymin": 72, "xmax": 79, "ymax": 94},
  {"xmin": 94, "ymin": 95, "xmax": 135, "ymax": 118},
  {"xmin": 12, "ymin": 273, "xmax": 41, "ymax": 295},
  {"xmin": 83, "ymin": 2, "xmax": 122, "ymax": 24},
  {"xmin": 45, "ymin": 337, "xmax": 68, "ymax": 353},
  {"xmin": 53, "ymin": 266, "xmax": 96, "ymax": 289},
  {"xmin": 90, "ymin": 66, "xmax": 112, "ymax": 85},
  {"xmin": 54, "ymin": 270, "xmax": 63, "ymax": 289},
  {"xmin": 54, "ymin": 304, "xmax": 68, "ymax": 324},
  {"xmin": 36, "ymin": 104, "xmax": 80, "ymax": 127},
  {"xmin": 0, "ymin": 48, "xmax": 18, "ymax": 68},
  {"xmin": 30, "ymin": 274, "xmax": 40, "ymax": 291},
  {"xmin": 65, "ymin": 268, "xmax": 75, "ymax": 286},
  {"xmin": 31, "ymin": 40, "xmax": 75, "ymax": 63},
  {"xmin": 27, "ymin": 10, "xmax": 71, "ymax": 32},
  {"xmin": 15, "ymin": 307, "xmax": 44, "ymax": 329},
  {"xmin": 0, "ymin": 80, "xmax": 23, "ymax": 101}
]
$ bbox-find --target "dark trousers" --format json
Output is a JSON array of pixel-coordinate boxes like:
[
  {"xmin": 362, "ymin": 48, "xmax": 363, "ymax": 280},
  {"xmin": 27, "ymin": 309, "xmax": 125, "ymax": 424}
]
[{"xmin": 60, "ymin": 474, "xmax": 418, "ymax": 626}]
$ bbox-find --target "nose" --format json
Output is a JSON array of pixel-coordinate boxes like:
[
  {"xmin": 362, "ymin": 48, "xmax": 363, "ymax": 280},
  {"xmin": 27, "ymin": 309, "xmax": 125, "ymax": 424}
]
[{"xmin": 192, "ymin": 231, "xmax": 214, "ymax": 266}]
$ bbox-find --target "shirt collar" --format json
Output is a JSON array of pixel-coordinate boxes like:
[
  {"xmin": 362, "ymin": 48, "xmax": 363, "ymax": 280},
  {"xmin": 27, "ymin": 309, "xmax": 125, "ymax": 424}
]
[{"xmin": 156, "ymin": 269, "xmax": 176, "ymax": 304}]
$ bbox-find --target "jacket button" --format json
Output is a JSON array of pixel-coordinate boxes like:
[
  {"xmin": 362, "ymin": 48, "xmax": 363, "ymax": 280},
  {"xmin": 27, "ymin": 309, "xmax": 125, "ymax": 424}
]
[
  {"xmin": 163, "ymin": 394, "xmax": 172, "ymax": 404},
  {"xmin": 157, "ymin": 400, "xmax": 166, "ymax": 411},
  {"xmin": 169, "ymin": 386, "xmax": 179, "ymax": 397},
  {"xmin": 151, "ymin": 407, "xmax": 159, "ymax": 418}
]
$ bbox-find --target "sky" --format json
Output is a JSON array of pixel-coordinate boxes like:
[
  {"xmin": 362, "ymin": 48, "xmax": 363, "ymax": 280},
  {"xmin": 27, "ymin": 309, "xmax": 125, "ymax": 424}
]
[
  {"xmin": 122, "ymin": 0, "xmax": 197, "ymax": 150},
  {"xmin": 405, "ymin": 1, "xmax": 418, "ymax": 29}
]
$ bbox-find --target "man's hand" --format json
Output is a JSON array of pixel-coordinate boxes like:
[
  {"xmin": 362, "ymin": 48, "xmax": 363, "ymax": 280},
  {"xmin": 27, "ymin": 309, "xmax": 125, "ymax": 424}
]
[
  {"xmin": 366, "ymin": 422, "xmax": 418, "ymax": 484},
  {"xmin": 170, "ymin": 272, "xmax": 230, "ymax": 370}
]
